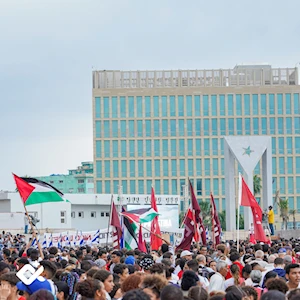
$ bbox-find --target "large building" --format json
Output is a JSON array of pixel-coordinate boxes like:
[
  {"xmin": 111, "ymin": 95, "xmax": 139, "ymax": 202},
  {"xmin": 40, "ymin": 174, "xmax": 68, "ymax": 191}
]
[
  {"xmin": 92, "ymin": 65, "xmax": 300, "ymax": 230},
  {"xmin": 36, "ymin": 161, "xmax": 94, "ymax": 194}
]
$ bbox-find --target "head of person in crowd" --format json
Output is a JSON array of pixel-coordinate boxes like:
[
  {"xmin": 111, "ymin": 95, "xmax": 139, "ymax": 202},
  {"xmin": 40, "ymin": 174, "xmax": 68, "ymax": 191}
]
[
  {"xmin": 39, "ymin": 260, "xmax": 57, "ymax": 280},
  {"xmin": 181, "ymin": 270, "xmax": 199, "ymax": 294},
  {"xmin": 113, "ymin": 263, "xmax": 129, "ymax": 283},
  {"xmin": 93, "ymin": 269, "xmax": 115, "ymax": 294},
  {"xmin": 55, "ymin": 281, "xmax": 70, "ymax": 300},
  {"xmin": 262, "ymin": 271, "xmax": 278, "ymax": 288},
  {"xmin": 122, "ymin": 289, "xmax": 151, "ymax": 300},
  {"xmin": 188, "ymin": 285, "xmax": 208, "ymax": 300},
  {"xmin": 216, "ymin": 244, "xmax": 228, "ymax": 257},
  {"xmin": 216, "ymin": 260, "xmax": 228, "ymax": 278},
  {"xmin": 266, "ymin": 278, "xmax": 288, "ymax": 295},
  {"xmin": 261, "ymin": 290, "xmax": 285, "ymax": 300},
  {"xmin": 76, "ymin": 278, "xmax": 106, "ymax": 300},
  {"xmin": 121, "ymin": 273, "xmax": 143, "ymax": 294},
  {"xmin": 278, "ymin": 248, "xmax": 286, "ymax": 258},
  {"xmin": 160, "ymin": 285, "xmax": 183, "ymax": 300},
  {"xmin": 16, "ymin": 258, "xmax": 29, "ymax": 271},
  {"xmin": 274, "ymin": 257, "xmax": 284, "ymax": 269},
  {"xmin": 149, "ymin": 263, "xmax": 165, "ymax": 276},
  {"xmin": 0, "ymin": 272, "xmax": 19, "ymax": 300},
  {"xmin": 109, "ymin": 282, "xmax": 122, "ymax": 300},
  {"xmin": 284, "ymin": 255, "xmax": 292, "ymax": 266},
  {"xmin": 59, "ymin": 271, "xmax": 79, "ymax": 298},
  {"xmin": 199, "ymin": 246, "xmax": 208, "ymax": 256},
  {"xmin": 230, "ymin": 264, "xmax": 241, "ymax": 286},
  {"xmin": 29, "ymin": 289, "xmax": 55, "ymax": 300},
  {"xmin": 285, "ymin": 263, "xmax": 300, "ymax": 290},
  {"xmin": 180, "ymin": 250, "xmax": 193, "ymax": 261},
  {"xmin": 250, "ymin": 270, "xmax": 262, "ymax": 286},
  {"xmin": 95, "ymin": 258, "xmax": 107, "ymax": 270},
  {"xmin": 111, "ymin": 251, "xmax": 122, "ymax": 265},
  {"xmin": 139, "ymin": 255, "xmax": 155, "ymax": 273},
  {"xmin": 16, "ymin": 277, "xmax": 52, "ymax": 299},
  {"xmin": 241, "ymin": 286, "xmax": 258, "ymax": 300},
  {"xmin": 97, "ymin": 250, "xmax": 108, "ymax": 262},
  {"xmin": 287, "ymin": 288, "xmax": 300, "ymax": 300},
  {"xmin": 196, "ymin": 254, "xmax": 206, "ymax": 266},
  {"xmin": 87, "ymin": 268, "xmax": 98, "ymax": 280},
  {"xmin": 185, "ymin": 259, "xmax": 199, "ymax": 273},
  {"xmin": 140, "ymin": 274, "xmax": 168, "ymax": 300},
  {"xmin": 230, "ymin": 252, "xmax": 240, "ymax": 263},
  {"xmin": 225, "ymin": 286, "xmax": 247, "ymax": 300},
  {"xmin": 0, "ymin": 262, "xmax": 10, "ymax": 276},
  {"xmin": 124, "ymin": 255, "xmax": 135, "ymax": 265},
  {"xmin": 209, "ymin": 260, "xmax": 217, "ymax": 272}
]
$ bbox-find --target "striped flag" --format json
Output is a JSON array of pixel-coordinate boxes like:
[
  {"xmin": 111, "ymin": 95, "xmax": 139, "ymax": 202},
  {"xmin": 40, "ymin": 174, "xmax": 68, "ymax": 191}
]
[
  {"xmin": 91, "ymin": 230, "xmax": 100, "ymax": 244},
  {"xmin": 210, "ymin": 193, "xmax": 221, "ymax": 246},
  {"xmin": 122, "ymin": 207, "xmax": 138, "ymax": 250},
  {"xmin": 49, "ymin": 234, "xmax": 53, "ymax": 247},
  {"xmin": 31, "ymin": 237, "xmax": 39, "ymax": 248},
  {"xmin": 42, "ymin": 234, "xmax": 47, "ymax": 249},
  {"xmin": 57, "ymin": 234, "xmax": 62, "ymax": 249},
  {"xmin": 110, "ymin": 199, "xmax": 122, "ymax": 249},
  {"xmin": 65, "ymin": 234, "xmax": 71, "ymax": 247},
  {"xmin": 79, "ymin": 232, "xmax": 84, "ymax": 246}
]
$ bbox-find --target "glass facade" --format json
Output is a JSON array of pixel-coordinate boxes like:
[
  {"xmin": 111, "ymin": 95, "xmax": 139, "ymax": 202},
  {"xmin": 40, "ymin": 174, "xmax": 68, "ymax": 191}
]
[{"xmin": 94, "ymin": 91, "xmax": 300, "ymax": 212}]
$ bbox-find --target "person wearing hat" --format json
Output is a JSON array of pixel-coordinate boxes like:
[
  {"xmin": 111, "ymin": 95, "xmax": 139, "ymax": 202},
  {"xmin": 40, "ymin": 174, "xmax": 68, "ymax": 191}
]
[
  {"xmin": 268, "ymin": 206, "xmax": 275, "ymax": 236},
  {"xmin": 16, "ymin": 277, "xmax": 52, "ymax": 299},
  {"xmin": 180, "ymin": 250, "xmax": 193, "ymax": 261}
]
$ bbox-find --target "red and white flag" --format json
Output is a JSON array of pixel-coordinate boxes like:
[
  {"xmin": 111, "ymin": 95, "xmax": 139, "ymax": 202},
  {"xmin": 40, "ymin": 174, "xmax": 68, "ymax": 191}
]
[
  {"xmin": 150, "ymin": 187, "xmax": 162, "ymax": 250},
  {"xmin": 210, "ymin": 193, "xmax": 221, "ymax": 246},
  {"xmin": 138, "ymin": 224, "xmax": 147, "ymax": 253},
  {"xmin": 110, "ymin": 199, "xmax": 122, "ymax": 249},
  {"xmin": 239, "ymin": 174, "xmax": 268, "ymax": 243}
]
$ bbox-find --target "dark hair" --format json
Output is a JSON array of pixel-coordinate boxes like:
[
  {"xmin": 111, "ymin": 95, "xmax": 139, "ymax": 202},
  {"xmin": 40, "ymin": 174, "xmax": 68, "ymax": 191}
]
[
  {"xmin": 179, "ymin": 258, "xmax": 187, "ymax": 270},
  {"xmin": 75, "ymin": 250, "xmax": 83, "ymax": 259},
  {"xmin": 86, "ymin": 268, "xmax": 98, "ymax": 279},
  {"xmin": 29, "ymin": 289, "xmax": 55, "ymax": 300},
  {"xmin": 29, "ymin": 249, "xmax": 39, "ymax": 261},
  {"xmin": 3, "ymin": 249, "xmax": 11, "ymax": 258},
  {"xmin": 285, "ymin": 263, "xmax": 300, "ymax": 275},
  {"xmin": 0, "ymin": 272, "xmax": 19, "ymax": 286},
  {"xmin": 188, "ymin": 286, "xmax": 208, "ymax": 300},
  {"xmin": 93, "ymin": 270, "xmax": 112, "ymax": 282},
  {"xmin": 229, "ymin": 252, "xmax": 240, "ymax": 262},
  {"xmin": 0, "ymin": 262, "xmax": 9, "ymax": 272},
  {"xmin": 48, "ymin": 247, "xmax": 58, "ymax": 255},
  {"xmin": 161, "ymin": 285, "xmax": 184, "ymax": 300},
  {"xmin": 150, "ymin": 263, "xmax": 165, "ymax": 275},
  {"xmin": 39, "ymin": 260, "xmax": 57, "ymax": 278},
  {"xmin": 241, "ymin": 286, "xmax": 258, "ymax": 300},
  {"xmin": 274, "ymin": 257, "xmax": 284, "ymax": 265},
  {"xmin": 162, "ymin": 252, "xmax": 172, "ymax": 259},
  {"xmin": 263, "ymin": 271, "xmax": 278, "ymax": 288},
  {"xmin": 56, "ymin": 281, "xmax": 70, "ymax": 300},
  {"xmin": 266, "ymin": 278, "xmax": 288, "ymax": 294},
  {"xmin": 261, "ymin": 290, "xmax": 285, "ymax": 300},
  {"xmin": 109, "ymin": 283, "xmax": 121, "ymax": 299},
  {"xmin": 225, "ymin": 286, "xmax": 246, "ymax": 300},
  {"xmin": 17, "ymin": 258, "xmax": 29, "ymax": 266},
  {"xmin": 186, "ymin": 259, "xmax": 199, "ymax": 273},
  {"xmin": 98, "ymin": 250, "xmax": 107, "ymax": 257},
  {"xmin": 75, "ymin": 278, "xmax": 102, "ymax": 299},
  {"xmin": 181, "ymin": 270, "xmax": 199, "ymax": 291},
  {"xmin": 242, "ymin": 264, "xmax": 252, "ymax": 277},
  {"xmin": 287, "ymin": 288, "xmax": 300, "ymax": 300},
  {"xmin": 113, "ymin": 263, "xmax": 128, "ymax": 276},
  {"xmin": 80, "ymin": 260, "xmax": 94, "ymax": 272},
  {"xmin": 112, "ymin": 250, "xmax": 122, "ymax": 257},
  {"xmin": 122, "ymin": 289, "xmax": 150, "ymax": 300},
  {"xmin": 161, "ymin": 244, "xmax": 169, "ymax": 254},
  {"xmin": 140, "ymin": 274, "xmax": 168, "ymax": 297}
]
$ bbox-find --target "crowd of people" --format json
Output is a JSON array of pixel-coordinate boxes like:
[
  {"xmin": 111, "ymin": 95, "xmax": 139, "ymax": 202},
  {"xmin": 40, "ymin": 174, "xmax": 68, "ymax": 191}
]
[{"xmin": 0, "ymin": 232, "xmax": 300, "ymax": 300}]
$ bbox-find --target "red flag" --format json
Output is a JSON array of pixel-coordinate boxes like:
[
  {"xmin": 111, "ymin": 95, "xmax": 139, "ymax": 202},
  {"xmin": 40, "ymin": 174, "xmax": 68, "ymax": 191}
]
[
  {"xmin": 210, "ymin": 193, "xmax": 221, "ymax": 246},
  {"xmin": 138, "ymin": 224, "xmax": 147, "ymax": 253},
  {"xmin": 239, "ymin": 174, "xmax": 267, "ymax": 243},
  {"xmin": 13, "ymin": 174, "xmax": 35, "ymax": 204},
  {"xmin": 150, "ymin": 187, "xmax": 162, "ymax": 250},
  {"xmin": 176, "ymin": 180, "xmax": 206, "ymax": 251},
  {"xmin": 110, "ymin": 200, "xmax": 122, "ymax": 249}
]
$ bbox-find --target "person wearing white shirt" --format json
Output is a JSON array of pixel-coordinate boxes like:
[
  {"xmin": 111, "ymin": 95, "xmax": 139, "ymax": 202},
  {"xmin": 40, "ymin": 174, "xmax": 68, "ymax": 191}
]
[{"xmin": 208, "ymin": 261, "xmax": 227, "ymax": 293}]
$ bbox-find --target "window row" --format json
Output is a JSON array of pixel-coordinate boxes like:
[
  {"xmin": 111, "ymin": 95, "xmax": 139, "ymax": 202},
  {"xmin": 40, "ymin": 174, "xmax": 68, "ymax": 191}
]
[
  {"xmin": 71, "ymin": 211, "xmax": 110, "ymax": 218},
  {"xmin": 95, "ymin": 136, "xmax": 300, "ymax": 159},
  {"xmin": 95, "ymin": 117, "xmax": 300, "ymax": 138},
  {"xmin": 95, "ymin": 93, "xmax": 300, "ymax": 118}
]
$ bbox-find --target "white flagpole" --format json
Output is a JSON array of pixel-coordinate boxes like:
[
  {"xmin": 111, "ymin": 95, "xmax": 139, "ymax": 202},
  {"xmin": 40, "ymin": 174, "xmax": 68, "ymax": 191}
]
[{"xmin": 237, "ymin": 173, "xmax": 242, "ymax": 252}]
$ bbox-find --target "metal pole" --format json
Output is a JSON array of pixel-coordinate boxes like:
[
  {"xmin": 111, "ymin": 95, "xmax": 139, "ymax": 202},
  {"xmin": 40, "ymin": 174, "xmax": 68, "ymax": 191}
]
[{"xmin": 118, "ymin": 185, "xmax": 123, "ymax": 213}]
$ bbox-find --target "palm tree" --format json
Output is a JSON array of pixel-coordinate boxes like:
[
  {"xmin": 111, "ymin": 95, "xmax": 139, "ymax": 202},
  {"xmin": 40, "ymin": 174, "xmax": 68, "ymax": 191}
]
[
  {"xmin": 278, "ymin": 198, "xmax": 289, "ymax": 230},
  {"xmin": 289, "ymin": 209, "xmax": 297, "ymax": 230},
  {"xmin": 236, "ymin": 209, "xmax": 244, "ymax": 229},
  {"xmin": 199, "ymin": 200, "xmax": 212, "ymax": 229},
  {"xmin": 253, "ymin": 175, "xmax": 262, "ymax": 196},
  {"xmin": 218, "ymin": 210, "xmax": 226, "ymax": 231}
]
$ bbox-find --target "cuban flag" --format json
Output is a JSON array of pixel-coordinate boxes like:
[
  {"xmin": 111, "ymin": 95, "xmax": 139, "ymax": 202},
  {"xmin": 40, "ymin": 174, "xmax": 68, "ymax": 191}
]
[
  {"xmin": 65, "ymin": 234, "xmax": 71, "ymax": 247},
  {"xmin": 31, "ymin": 237, "xmax": 38, "ymax": 248},
  {"xmin": 205, "ymin": 227, "xmax": 209, "ymax": 240},
  {"xmin": 42, "ymin": 234, "xmax": 47, "ymax": 249},
  {"xmin": 91, "ymin": 230, "xmax": 100, "ymax": 244},
  {"xmin": 57, "ymin": 234, "xmax": 62, "ymax": 249},
  {"xmin": 49, "ymin": 234, "xmax": 53, "ymax": 247}
]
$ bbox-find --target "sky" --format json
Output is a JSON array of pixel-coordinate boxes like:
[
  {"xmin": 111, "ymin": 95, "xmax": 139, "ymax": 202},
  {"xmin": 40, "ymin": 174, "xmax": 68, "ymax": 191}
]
[{"xmin": 1, "ymin": 0, "xmax": 300, "ymax": 191}]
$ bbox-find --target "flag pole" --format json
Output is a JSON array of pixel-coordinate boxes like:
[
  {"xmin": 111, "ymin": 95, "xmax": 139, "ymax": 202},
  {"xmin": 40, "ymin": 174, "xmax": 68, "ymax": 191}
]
[
  {"xmin": 237, "ymin": 173, "xmax": 242, "ymax": 252},
  {"xmin": 106, "ymin": 194, "xmax": 113, "ymax": 248},
  {"xmin": 211, "ymin": 193, "xmax": 215, "ymax": 249}
]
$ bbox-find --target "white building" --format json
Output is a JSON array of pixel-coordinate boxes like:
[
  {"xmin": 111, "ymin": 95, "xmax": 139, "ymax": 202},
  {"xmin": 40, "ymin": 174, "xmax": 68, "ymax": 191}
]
[{"xmin": 0, "ymin": 192, "xmax": 179, "ymax": 232}]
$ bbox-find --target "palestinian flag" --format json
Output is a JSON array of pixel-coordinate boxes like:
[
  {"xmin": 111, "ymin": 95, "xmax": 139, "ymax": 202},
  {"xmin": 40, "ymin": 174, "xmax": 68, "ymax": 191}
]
[
  {"xmin": 120, "ymin": 208, "xmax": 159, "ymax": 224},
  {"xmin": 122, "ymin": 207, "xmax": 138, "ymax": 250},
  {"xmin": 13, "ymin": 174, "xmax": 65, "ymax": 206}
]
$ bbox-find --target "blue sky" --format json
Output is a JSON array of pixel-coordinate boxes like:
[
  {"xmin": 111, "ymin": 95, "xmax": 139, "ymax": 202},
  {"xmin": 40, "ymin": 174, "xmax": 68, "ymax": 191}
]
[{"xmin": 1, "ymin": 0, "xmax": 300, "ymax": 190}]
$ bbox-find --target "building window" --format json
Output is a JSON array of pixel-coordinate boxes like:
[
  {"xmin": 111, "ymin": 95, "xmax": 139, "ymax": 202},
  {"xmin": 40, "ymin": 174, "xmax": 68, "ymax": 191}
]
[
  {"xmin": 91, "ymin": 212, "xmax": 96, "ymax": 218},
  {"xmin": 68, "ymin": 188, "xmax": 74, "ymax": 193},
  {"xmin": 88, "ymin": 178, "xmax": 93, "ymax": 183},
  {"xmin": 59, "ymin": 180, "xmax": 63, "ymax": 183},
  {"xmin": 78, "ymin": 179, "xmax": 84, "ymax": 184},
  {"xmin": 50, "ymin": 181, "xmax": 54, "ymax": 184},
  {"xmin": 78, "ymin": 188, "xmax": 85, "ymax": 193},
  {"xmin": 71, "ymin": 212, "xmax": 75, "ymax": 218},
  {"xmin": 101, "ymin": 212, "xmax": 104, "ymax": 217},
  {"xmin": 106, "ymin": 212, "xmax": 110, "ymax": 217},
  {"xmin": 60, "ymin": 211, "xmax": 66, "ymax": 224},
  {"xmin": 78, "ymin": 212, "xmax": 84, "ymax": 218}
]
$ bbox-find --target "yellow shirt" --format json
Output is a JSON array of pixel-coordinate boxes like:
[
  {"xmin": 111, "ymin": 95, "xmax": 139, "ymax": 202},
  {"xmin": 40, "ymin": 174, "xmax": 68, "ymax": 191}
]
[{"xmin": 268, "ymin": 210, "xmax": 274, "ymax": 224}]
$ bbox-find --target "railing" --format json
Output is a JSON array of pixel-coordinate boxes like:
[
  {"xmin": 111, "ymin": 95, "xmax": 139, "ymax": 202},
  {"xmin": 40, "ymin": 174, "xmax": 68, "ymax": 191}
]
[{"xmin": 93, "ymin": 67, "xmax": 298, "ymax": 89}]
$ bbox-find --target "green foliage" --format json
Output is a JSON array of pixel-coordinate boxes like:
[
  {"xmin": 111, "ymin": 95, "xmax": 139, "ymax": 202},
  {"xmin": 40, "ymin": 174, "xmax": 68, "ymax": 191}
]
[{"xmin": 253, "ymin": 175, "xmax": 262, "ymax": 196}]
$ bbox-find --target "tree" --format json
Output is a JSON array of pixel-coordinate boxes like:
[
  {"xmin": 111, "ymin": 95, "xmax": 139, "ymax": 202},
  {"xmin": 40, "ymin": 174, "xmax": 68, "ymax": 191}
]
[
  {"xmin": 278, "ymin": 198, "xmax": 289, "ymax": 230},
  {"xmin": 289, "ymin": 209, "xmax": 297, "ymax": 230},
  {"xmin": 253, "ymin": 175, "xmax": 262, "ymax": 196},
  {"xmin": 236, "ymin": 209, "xmax": 244, "ymax": 230},
  {"xmin": 199, "ymin": 201, "xmax": 211, "ymax": 229},
  {"xmin": 218, "ymin": 210, "xmax": 226, "ymax": 231}
]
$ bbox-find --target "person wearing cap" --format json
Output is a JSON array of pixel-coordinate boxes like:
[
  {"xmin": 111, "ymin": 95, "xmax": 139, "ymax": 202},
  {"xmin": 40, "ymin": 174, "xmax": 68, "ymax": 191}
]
[
  {"xmin": 180, "ymin": 250, "xmax": 193, "ymax": 261},
  {"xmin": 268, "ymin": 206, "xmax": 275, "ymax": 236},
  {"xmin": 16, "ymin": 277, "xmax": 52, "ymax": 299},
  {"xmin": 278, "ymin": 248, "xmax": 286, "ymax": 258}
]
